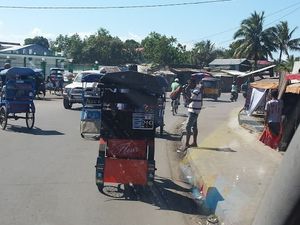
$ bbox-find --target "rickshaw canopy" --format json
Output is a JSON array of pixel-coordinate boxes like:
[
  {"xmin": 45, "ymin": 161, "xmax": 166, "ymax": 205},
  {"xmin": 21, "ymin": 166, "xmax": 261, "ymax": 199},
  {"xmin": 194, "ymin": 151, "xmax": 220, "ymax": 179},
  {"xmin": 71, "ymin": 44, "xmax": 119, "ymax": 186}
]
[
  {"xmin": 0, "ymin": 67, "xmax": 36, "ymax": 80},
  {"xmin": 100, "ymin": 71, "xmax": 164, "ymax": 95}
]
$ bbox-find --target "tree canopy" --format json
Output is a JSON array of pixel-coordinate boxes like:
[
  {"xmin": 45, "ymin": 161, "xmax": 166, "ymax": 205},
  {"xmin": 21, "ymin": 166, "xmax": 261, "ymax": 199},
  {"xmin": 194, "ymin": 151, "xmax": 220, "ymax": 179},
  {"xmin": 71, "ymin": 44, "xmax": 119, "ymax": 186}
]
[
  {"xmin": 23, "ymin": 17, "xmax": 300, "ymax": 70},
  {"xmin": 24, "ymin": 36, "xmax": 50, "ymax": 49}
]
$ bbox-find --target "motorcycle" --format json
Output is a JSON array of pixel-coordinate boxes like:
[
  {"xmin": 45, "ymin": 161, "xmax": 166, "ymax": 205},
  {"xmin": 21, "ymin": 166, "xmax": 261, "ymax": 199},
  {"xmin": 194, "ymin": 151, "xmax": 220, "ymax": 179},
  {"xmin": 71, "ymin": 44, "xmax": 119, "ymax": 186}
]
[{"xmin": 230, "ymin": 91, "xmax": 238, "ymax": 102}]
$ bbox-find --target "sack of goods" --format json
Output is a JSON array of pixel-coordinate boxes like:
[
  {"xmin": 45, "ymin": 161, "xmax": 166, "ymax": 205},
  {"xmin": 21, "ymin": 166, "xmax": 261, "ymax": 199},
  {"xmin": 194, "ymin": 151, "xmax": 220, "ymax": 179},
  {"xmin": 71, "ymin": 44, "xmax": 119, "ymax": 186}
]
[{"xmin": 170, "ymin": 86, "xmax": 182, "ymax": 100}]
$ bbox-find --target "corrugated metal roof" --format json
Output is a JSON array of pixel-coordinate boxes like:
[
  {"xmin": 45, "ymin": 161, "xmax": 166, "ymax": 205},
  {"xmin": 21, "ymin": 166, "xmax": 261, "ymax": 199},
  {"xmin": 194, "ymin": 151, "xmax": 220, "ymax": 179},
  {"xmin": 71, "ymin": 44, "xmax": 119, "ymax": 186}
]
[
  {"xmin": 209, "ymin": 58, "xmax": 248, "ymax": 66},
  {"xmin": 0, "ymin": 44, "xmax": 35, "ymax": 52}
]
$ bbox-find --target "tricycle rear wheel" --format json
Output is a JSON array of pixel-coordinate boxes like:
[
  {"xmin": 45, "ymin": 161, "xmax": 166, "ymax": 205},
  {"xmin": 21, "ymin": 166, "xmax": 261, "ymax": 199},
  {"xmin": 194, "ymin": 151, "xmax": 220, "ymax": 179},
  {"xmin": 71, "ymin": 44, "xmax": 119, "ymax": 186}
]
[{"xmin": 0, "ymin": 106, "xmax": 8, "ymax": 130}]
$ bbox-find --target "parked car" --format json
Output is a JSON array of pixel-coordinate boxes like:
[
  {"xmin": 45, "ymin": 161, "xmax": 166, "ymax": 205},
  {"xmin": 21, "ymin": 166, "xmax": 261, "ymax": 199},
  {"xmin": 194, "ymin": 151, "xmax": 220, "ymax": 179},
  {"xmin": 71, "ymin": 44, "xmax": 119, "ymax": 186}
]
[{"xmin": 63, "ymin": 70, "xmax": 103, "ymax": 109}]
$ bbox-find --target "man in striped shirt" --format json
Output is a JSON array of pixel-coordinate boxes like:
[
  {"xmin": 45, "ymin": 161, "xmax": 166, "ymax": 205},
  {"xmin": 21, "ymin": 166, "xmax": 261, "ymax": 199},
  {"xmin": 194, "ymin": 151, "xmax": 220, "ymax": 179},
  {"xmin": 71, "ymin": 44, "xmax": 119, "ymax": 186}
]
[{"xmin": 184, "ymin": 82, "xmax": 203, "ymax": 149}]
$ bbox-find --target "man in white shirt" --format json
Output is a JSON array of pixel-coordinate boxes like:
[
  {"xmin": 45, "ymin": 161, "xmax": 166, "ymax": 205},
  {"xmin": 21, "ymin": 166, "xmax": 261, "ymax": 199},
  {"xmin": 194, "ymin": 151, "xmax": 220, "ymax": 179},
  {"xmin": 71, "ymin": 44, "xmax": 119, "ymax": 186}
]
[{"xmin": 184, "ymin": 82, "xmax": 203, "ymax": 149}]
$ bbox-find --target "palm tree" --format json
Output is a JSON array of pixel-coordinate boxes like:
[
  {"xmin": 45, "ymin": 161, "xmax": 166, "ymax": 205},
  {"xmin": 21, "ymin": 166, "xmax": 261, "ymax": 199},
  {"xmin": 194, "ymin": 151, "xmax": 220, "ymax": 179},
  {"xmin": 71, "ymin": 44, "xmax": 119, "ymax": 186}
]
[
  {"xmin": 274, "ymin": 21, "xmax": 300, "ymax": 64},
  {"xmin": 233, "ymin": 11, "xmax": 277, "ymax": 69},
  {"xmin": 191, "ymin": 40, "xmax": 216, "ymax": 68}
]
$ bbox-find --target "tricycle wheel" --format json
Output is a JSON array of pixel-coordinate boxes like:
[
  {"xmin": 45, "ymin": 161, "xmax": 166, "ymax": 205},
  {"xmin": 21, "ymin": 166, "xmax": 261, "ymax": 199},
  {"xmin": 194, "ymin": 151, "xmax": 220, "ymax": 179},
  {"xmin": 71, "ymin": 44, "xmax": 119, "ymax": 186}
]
[
  {"xmin": 26, "ymin": 110, "xmax": 35, "ymax": 129},
  {"xmin": 159, "ymin": 125, "xmax": 164, "ymax": 136},
  {"xmin": 96, "ymin": 183, "xmax": 104, "ymax": 193},
  {"xmin": 63, "ymin": 98, "xmax": 72, "ymax": 109},
  {"xmin": 0, "ymin": 106, "xmax": 8, "ymax": 130}
]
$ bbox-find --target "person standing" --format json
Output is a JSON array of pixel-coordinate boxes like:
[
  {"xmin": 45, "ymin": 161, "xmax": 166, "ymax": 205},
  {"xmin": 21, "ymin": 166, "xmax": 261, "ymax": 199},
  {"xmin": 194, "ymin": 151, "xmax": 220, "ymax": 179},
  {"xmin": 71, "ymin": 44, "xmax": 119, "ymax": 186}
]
[
  {"xmin": 184, "ymin": 82, "xmax": 203, "ymax": 149},
  {"xmin": 265, "ymin": 89, "xmax": 283, "ymax": 136},
  {"xmin": 182, "ymin": 78, "xmax": 196, "ymax": 107},
  {"xmin": 260, "ymin": 89, "xmax": 283, "ymax": 149}
]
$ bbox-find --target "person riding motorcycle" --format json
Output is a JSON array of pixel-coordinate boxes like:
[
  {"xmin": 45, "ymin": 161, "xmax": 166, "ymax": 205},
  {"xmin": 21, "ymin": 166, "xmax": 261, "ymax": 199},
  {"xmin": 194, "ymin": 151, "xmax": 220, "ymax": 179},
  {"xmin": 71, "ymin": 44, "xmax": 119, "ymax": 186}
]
[{"xmin": 230, "ymin": 81, "xmax": 238, "ymax": 102}]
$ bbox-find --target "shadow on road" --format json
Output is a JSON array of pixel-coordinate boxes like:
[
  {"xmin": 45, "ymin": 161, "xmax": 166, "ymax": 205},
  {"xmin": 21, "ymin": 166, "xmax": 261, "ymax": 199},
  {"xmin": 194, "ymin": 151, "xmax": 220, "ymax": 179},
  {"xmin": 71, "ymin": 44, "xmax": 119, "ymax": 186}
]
[
  {"xmin": 157, "ymin": 130, "xmax": 181, "ymax": 141},
  {"xmin": 99, "ymin": 176, "xmax": 203, "ymax": 215},
  {"xmin": 7, "ymin": 126, "xmax": 65, "ymax": 136},
  {"xmin": 197, "ymin": 147, "xmax": 237, "ymax": 152},
  {"xmin": 204, "ymin": 99, "xmax": 232, "ymax": 103}
]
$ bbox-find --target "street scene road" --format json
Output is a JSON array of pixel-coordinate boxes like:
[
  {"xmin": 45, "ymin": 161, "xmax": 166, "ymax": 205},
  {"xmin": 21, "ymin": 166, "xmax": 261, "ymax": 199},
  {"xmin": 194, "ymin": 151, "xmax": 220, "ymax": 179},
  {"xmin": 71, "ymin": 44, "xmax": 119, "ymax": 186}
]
[{"xmin": 0, "ymin": 92, "xmax": 242, "ymax": 225}]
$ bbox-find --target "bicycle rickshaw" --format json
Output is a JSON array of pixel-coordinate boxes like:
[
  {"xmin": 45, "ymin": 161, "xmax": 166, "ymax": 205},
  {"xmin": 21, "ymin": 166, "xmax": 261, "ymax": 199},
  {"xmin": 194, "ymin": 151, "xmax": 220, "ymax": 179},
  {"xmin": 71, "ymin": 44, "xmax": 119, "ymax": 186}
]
[
  {"xmin": 95, "ymin": 71, "xmax": 163, "ymax": 192},
  {"xmin": 80, "ymin": 72, "xmax": 103, "ymax": 139},
  {"xmin": 0, "ymin": 67, "xmax": 36, "ymax": 130},
  {"xmin": 34, "ymin": 69, "xmax": 46, "ymax": 99},
  {"xmin": 46, "ymin": 68, "xmax": 64, "ymax": 95}
]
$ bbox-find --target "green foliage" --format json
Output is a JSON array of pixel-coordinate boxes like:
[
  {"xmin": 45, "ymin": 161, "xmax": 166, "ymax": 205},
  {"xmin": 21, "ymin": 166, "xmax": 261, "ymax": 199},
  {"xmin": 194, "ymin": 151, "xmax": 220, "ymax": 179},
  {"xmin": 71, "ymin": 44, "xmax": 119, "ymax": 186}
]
[
  {"xmin": 141, "ymin": 32, "xmax": 181, "ymax": 66},
  {"xmin": 24, "ymin": 36, "xmax": 50, "ymax": 49},
  {"xmin": 233, "ymin": 11, "xmax": 277, "ymax": 69},
  {"xmin": 191, "ymin": 40, "xmax": 217, "ymax": 68},
  {"xmin": 274, "ymin": 21, "xmax": 300, "ymax": 64}
]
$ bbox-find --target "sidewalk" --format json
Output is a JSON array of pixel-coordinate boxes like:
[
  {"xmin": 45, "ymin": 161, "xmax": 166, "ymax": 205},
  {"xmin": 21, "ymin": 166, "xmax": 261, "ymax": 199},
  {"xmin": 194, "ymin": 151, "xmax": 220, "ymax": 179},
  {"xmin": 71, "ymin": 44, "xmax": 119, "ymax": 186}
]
[{"xmin": 180, "ymin": 107, "xmax": 282, "ymax": 225}]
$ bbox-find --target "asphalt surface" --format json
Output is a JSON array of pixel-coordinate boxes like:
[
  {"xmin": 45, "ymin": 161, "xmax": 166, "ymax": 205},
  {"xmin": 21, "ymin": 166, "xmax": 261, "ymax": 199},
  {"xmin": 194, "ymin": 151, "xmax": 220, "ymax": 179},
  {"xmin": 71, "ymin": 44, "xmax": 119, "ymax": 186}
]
[{"xmin": 0, "ymin": 92, "xmax": 243, "ymax": 225}]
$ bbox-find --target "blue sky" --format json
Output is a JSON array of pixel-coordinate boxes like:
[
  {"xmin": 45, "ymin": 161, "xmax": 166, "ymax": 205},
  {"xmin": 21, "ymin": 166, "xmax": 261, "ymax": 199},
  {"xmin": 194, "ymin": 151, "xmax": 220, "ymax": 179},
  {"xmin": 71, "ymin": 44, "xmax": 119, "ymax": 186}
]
[{"xmin": 0, "ymin": 0, "xmax": 299, "ymax": 57}]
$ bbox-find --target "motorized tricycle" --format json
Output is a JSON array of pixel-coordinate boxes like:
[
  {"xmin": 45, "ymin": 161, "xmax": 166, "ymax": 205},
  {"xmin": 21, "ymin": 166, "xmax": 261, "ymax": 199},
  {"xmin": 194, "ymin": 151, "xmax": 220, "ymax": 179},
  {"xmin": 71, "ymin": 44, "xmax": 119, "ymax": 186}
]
[
  {"xmin": 0, "ymin": 67, "xmax": 36, "ymax": 130},
  {"xmin": 201, "ymin": 77, "xmax": 221, "ymax": 101},
  {"xmin": 95, "ymin": 71, "xmax": 162, "ymax": 192}
]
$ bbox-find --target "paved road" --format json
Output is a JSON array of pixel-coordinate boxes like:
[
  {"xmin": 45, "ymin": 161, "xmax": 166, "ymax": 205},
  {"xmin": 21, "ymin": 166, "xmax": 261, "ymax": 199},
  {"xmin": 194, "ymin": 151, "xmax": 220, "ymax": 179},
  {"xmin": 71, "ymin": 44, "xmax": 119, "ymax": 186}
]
[{"xmin": 0, "ymin": 92, "xmax": 243, "ymax": 225}]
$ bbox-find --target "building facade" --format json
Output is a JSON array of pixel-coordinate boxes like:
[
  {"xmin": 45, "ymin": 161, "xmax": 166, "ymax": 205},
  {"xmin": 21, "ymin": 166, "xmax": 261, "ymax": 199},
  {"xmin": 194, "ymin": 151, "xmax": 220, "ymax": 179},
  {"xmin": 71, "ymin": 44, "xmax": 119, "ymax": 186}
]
[{"xmin": 0, "ymin": 44, "xmax": 65, "ymax": 76}]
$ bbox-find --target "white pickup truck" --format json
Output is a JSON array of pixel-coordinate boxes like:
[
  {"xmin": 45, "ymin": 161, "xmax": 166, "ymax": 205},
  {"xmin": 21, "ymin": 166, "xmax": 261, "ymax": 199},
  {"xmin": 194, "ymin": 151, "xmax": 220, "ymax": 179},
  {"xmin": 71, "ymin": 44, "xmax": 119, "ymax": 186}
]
[{"xmin": 62, "ymin": 70, "xmax": 102, "ymax": 109}]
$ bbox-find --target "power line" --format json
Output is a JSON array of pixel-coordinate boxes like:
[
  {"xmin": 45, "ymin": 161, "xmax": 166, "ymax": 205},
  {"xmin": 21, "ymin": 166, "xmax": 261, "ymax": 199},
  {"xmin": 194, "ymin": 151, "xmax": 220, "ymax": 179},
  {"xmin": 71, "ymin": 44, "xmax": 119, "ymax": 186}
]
[
  {"xmin": 193, "ymin": 1, "xmax": 300, "ymax": 46},
  {"xmin": 0, "ymin": 0, "xmax": 231, "ymax": 10},
  {"xmin": 196, "ymin": 1, "xmax": 300, "ymax": 41},
  {"xmin": 215, "ymin": 6, "xmax": 300, "ymax": 47}
]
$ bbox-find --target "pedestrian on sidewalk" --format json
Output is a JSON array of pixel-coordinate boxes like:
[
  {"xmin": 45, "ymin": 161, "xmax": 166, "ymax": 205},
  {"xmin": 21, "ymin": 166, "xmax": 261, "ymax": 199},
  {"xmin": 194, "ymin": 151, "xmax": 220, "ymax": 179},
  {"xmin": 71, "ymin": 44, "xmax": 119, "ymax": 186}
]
[
  {"xmin": 265, "ymin": 89, "xmax": 283, "ymax": 136},
  {"xmin": 260, "ymin": 89, "xmax": 283, "ymax": 149},
  {"xmin": 183, "ymin": 80, "xmax": 203, "ymax": 149},
  {"xmin": 182, "ymin": 78, "xmax": 196, "ymax": 107}
]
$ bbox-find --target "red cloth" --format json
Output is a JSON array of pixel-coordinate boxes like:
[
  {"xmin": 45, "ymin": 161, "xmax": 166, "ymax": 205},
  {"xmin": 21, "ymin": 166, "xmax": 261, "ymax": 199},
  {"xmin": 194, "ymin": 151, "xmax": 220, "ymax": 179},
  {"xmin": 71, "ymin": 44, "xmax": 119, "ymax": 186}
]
[
  {"xmin": 170, "ymin": 86, "xmax": 182, "ymax": 100},
  {"xmin": 259, "ymin": 125, "xmax": 282, "ymax": 149}
]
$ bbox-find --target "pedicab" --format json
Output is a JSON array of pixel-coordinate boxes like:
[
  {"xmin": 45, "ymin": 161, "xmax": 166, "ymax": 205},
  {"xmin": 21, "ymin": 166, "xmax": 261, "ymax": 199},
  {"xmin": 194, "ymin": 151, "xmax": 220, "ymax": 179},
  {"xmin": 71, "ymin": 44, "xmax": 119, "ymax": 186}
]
[
  {"xmin": 80, "ymin": 72, "xmax": 103, "ymax": 139},
  {"xmin": 46, "ymin": 68, "xmax": 64, "ymax": 95},
  {"xmin": 0, "ymin": 67, "xmax": 36, "ymax": 130},
  {"xmin": 34, "ymin": 69, "xmax": 46, "ymax": 99},
  {"xmin": 95, "ymin": 71, "xmax": 162, "ymax": 192}
]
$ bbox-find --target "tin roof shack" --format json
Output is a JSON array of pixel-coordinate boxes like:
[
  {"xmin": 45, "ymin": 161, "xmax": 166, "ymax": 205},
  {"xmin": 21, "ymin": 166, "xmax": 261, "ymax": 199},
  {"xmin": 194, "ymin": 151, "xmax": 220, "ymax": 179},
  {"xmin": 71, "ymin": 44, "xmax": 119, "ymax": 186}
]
[
  {"xmin": 153, "ymin": 70, "xmax": 176, "ymax": 92},
  {"xmin": 170, "ymin": 67, "xmax": 202, "ymax": 85},
  {"xmin": 209, "ymin": 58, "xmax": 252, "ymax": 72}
]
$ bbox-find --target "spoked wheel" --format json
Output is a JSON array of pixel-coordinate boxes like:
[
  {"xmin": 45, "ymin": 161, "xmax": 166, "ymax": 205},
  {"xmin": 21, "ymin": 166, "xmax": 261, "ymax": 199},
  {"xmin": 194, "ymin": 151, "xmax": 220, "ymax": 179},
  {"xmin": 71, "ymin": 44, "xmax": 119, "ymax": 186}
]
[
  {"xmin": 26, "ymin": 109, "xmax": 35, "ymax": 129},
  {"xmin": 0, "ymin": 106, "xmax": 8, "ymax": 130}
]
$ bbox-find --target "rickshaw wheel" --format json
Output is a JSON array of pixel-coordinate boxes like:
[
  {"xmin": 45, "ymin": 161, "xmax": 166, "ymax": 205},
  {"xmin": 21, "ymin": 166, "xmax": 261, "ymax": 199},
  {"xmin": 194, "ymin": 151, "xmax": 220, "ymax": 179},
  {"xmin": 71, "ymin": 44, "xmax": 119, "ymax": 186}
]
[
  {"xmin": 159, "ymin": 125, "xmax": 164, "ymax": 136},
  {"xmin": 26, "ymin": 111, "xmax": 35, "ymax": 129},
  {"xmin": 0, "ymin": 106, "xmax": 8, "ymax": 130}
]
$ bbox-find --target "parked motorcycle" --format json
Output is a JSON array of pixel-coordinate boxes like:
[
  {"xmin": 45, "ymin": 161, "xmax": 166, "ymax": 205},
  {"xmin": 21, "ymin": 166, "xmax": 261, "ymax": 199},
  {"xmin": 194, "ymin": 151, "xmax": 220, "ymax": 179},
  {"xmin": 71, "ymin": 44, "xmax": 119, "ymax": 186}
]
[{"xmin": 230, "ymin": 91, "xmax": 238, "ymax": 102}]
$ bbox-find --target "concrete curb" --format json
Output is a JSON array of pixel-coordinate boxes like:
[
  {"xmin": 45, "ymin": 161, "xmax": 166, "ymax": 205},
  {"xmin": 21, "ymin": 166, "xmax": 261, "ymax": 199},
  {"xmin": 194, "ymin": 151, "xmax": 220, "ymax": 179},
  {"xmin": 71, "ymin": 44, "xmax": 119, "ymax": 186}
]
[{"xmin": 179, "ymin": 107, "xmax": 282, "ymax": 225}]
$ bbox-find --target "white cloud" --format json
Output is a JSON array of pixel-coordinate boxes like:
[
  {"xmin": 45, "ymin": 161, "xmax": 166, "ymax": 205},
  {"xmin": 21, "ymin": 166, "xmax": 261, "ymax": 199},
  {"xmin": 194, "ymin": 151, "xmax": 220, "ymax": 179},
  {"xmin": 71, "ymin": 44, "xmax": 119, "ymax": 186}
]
[
  {"xmin": 29, "ymin": 27, "xmax": 56, "ymax": 40},
  {"xmin": 67, "ymin": 31, "xmax": 94, "ymax": 39}
]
